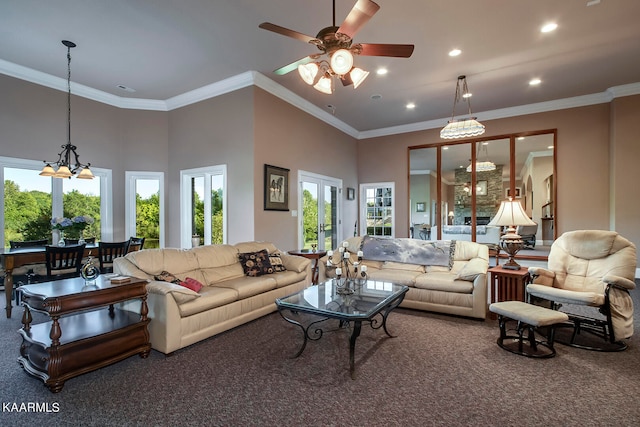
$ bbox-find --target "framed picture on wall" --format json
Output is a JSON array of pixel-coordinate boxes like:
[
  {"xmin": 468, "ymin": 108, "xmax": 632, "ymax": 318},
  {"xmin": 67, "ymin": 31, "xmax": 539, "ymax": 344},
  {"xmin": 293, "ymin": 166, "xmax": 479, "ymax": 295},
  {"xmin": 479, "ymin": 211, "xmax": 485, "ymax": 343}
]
[
  {"xmin": 264, "ymin": 164, "xmax": 289, "ymax": 211},
  {"xmin": 347, "ymin": 187, "xmax": 355, "ymax": 200},
  {"xmin": 477, "ymin": 180, "xmax": 488, "ymax": 196},
  {"xmin": 505, "ymin": 187, "xmax": 522, "ymax": 198},
  {"xmin": 416, "ymin": 202, "xmax": 426, "ymax": 212}
]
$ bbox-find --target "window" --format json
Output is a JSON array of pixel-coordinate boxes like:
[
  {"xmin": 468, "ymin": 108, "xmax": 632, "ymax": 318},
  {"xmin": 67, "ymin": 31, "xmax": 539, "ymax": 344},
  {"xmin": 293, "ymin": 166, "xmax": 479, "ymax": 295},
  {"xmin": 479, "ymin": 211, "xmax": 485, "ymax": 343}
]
[
  {"xmin": 126, "ymin": 172, "xmax": 165, "ymax": 249},
  {"xmin": 1, "ymin": 156, "xmax": 112, "ymax": 247},
  {"xmin": 180, "ymin": 165, "xmax": 226, "ymax": 248},
  {"xmin": 360, "ymin": 182, "xmax": 395, "ymax": 237}
]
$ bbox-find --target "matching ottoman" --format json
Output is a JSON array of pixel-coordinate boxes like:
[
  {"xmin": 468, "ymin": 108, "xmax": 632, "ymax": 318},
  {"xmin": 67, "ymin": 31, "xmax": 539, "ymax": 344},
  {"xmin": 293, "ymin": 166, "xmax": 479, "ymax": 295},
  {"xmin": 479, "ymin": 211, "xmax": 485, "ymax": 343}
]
[{"xmin": 489, "ymin": 301, "xmax": 569, "ymax": 358}]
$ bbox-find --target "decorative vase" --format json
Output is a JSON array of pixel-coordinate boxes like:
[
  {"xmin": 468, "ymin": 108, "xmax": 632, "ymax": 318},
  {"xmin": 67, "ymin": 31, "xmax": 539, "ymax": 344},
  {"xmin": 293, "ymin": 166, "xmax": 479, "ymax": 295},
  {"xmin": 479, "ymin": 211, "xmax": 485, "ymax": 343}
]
[
  {"xmin": 57, "ymin": 231, "xmax": 66, "ymax": 247},
  {"xmin": 81, "ymin": 255, "xmax": 100, "ymax": 286}
]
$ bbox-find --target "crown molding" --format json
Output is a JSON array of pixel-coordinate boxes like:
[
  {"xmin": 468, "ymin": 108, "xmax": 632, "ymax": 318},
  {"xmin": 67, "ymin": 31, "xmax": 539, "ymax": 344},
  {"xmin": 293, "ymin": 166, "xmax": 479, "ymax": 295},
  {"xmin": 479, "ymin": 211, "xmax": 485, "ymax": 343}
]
[{"xmin": 1, "ymin": 58, "xmax": 639, "ymax": 140}]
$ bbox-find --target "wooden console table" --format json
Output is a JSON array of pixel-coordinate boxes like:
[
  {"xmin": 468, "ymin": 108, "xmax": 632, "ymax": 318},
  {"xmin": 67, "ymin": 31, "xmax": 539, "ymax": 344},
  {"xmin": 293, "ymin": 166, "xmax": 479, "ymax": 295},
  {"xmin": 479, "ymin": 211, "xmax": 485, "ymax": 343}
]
[
  {"xmin": 488, "ymin": 265, "xmax": 531, "ymax": 319},
  {"xmin": 18, "ymin": 276, "xmax": 150, "ymax": 392}
]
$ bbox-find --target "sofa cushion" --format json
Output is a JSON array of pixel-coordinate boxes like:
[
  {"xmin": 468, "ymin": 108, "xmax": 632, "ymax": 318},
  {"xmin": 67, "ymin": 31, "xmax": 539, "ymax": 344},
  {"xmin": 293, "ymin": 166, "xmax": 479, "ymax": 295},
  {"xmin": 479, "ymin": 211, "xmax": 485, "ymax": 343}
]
[
  {"xmin": 414, "ymin": 272, "xmax": 475, "ymax": 293},
  {"xmin": 269, "ymin": 252, "xmax": 286, "ymax": 272},
  {"xmin": 214, "ymin": 275, "xmax": 277, "ymax": 299},
  {"xmin": 239, "ymin": 249, "xmax": 274, "ymax": 276},
  {"xmin": 234, "ymin": 241, "xmax": 279, "ymax": 255},
  {"xmin": 201, "ymin": 264, "xmax": 245, "ymax": 285},
  {"xmin": 381, "ymin": 261, "xmax": 425, "ymax": 273},
  {"xmin": 192, "ymin": 244, "xmax": 240, "ymax": 269},
  {"xmin": 270, "ymin": 270, "xmax": 307, "ymax": 288},
  {"xmin": 177, "ymin": 285, "xmax": 239, "ymax": 317},
  {"xmin": 182, "ymin": 277, "xmax": 204, "ymax": 292},
  {"xmin": 367, "ymin": 269, "xmax": 422, "ymax": 286}
]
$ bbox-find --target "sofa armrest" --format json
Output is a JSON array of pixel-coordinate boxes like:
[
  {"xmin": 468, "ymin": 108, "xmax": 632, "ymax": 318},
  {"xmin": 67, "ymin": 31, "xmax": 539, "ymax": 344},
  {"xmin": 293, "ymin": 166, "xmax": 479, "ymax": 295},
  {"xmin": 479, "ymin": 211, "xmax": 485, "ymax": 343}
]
[
  {"xmin": 603, "ymin": 274, "xmax": 636, "ymax": 291},
  {"xmin": 281, "ymin": 254, "xmax": 311, "ymax": 273},
  {"xmin": 113, "ymin": 257, "xmax": 153, "ymax": 280},
  {"xmin": 146, "ymin": 280, "xmax": 200, "ymax": 304}
]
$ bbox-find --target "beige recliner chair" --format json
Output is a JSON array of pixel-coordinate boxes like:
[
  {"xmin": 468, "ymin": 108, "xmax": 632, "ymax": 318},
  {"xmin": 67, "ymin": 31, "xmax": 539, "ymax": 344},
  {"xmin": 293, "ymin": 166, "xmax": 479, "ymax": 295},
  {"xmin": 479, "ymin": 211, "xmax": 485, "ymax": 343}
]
[{"xmin": 526, "ymin": 230, "xmax": 637, "ymax": 351}]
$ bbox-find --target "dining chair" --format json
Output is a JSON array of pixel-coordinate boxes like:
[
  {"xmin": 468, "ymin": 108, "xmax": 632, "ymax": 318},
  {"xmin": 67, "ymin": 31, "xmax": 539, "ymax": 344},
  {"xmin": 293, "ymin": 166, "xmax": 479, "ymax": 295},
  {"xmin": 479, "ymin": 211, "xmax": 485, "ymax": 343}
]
[
  {"xmin": 98, "ymin": 241, "xmax": 130, "ymax": 273},
  {"xmin": 127, "ymin": 236, "xmax": 146, "ymax": 253},
  {"xmin": 44, "ymin": 244, "xmax": 86, "ymax": 281}
]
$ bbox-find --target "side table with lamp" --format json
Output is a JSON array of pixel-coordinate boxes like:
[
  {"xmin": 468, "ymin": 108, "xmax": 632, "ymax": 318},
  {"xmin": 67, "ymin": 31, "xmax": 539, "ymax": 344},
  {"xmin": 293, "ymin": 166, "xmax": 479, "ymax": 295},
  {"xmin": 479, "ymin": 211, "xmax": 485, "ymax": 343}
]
[{"xmin": 486, "ymin": 197, "xmax": 536, "ymax": 318}]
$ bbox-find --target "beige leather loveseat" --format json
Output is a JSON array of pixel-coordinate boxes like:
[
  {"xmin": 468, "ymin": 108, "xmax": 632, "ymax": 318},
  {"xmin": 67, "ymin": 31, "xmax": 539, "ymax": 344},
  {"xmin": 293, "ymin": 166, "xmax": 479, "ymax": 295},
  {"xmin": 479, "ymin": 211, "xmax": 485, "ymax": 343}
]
[
  {"xmin": 114, "ymin": 241, "xmax": 311, "ymax": 354},
  {"xmin": 319, "ymin": 236, "xmax": 489, "ymax": 320}
]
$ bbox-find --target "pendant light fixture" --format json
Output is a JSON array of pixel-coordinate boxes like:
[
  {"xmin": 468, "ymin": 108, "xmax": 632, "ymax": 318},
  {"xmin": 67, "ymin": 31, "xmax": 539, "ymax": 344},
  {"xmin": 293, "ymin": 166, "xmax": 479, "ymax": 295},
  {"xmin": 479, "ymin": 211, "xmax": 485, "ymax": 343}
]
[
  {"xmin": 440, "ymin": 75, "xmax": 485, "ymax": 140},
  {"xmin": 40, "ymin": 40, "xmax": 94, "ymax": 179}
]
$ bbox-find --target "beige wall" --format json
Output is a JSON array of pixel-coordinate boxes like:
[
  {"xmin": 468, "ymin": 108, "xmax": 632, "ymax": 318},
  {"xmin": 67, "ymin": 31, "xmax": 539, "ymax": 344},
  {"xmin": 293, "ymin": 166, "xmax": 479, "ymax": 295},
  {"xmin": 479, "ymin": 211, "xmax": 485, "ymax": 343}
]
[
  {"xmin": 1, "ymin": 72, "xmax": 637, "ymax": 267},
  {"xmin": 168, "ymin": 87, "xmax": 255, "ymax": 246},
  {"xmin": 253, "ymin": 88, "xmax": 358, "ymax": 251},
  {"xmin": 358, "ymin": 98, "xmax": 640, "ymax": 266},
  {"xmin": 0, "ymin": 75, "xmax": 169, "ymax": 241}
]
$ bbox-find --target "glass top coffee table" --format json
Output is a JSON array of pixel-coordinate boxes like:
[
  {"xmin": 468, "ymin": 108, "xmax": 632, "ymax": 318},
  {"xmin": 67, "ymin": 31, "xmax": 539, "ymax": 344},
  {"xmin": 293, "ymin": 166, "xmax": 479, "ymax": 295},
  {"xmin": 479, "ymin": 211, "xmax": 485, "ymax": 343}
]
[{"xmin": 275, "ymin": 279, "xmax": 408, "ymax": 379}]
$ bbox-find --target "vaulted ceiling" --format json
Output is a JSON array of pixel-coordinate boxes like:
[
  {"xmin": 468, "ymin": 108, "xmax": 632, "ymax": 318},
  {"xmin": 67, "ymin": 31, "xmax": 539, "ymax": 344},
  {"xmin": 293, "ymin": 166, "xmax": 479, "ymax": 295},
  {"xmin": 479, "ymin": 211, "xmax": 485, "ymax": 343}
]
[{"xmin": 1, "ymin": 0, "xmax": 639, "ymax": 138}]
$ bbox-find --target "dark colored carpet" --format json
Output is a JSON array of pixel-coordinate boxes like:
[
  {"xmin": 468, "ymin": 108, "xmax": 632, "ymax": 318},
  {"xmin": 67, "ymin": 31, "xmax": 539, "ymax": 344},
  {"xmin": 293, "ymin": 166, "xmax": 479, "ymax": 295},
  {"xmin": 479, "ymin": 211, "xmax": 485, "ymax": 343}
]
[{"xmin": 1, "ymin": 285, "xmax": 639, "ymax": 427}]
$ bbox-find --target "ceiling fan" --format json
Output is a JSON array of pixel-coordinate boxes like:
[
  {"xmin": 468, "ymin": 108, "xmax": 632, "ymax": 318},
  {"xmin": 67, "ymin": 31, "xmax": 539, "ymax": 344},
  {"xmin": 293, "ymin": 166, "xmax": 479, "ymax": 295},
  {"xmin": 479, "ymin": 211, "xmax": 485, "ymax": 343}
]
[{"xmin": 259, "ymin": 0, "xmax": 415, "ymax": 93}]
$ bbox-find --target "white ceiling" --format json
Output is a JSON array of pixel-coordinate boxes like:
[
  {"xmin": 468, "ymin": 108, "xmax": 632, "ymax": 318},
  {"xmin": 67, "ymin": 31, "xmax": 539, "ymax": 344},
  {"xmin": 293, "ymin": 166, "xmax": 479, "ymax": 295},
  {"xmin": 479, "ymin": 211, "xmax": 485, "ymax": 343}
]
[{"xmin": 1, "ymin": 0, "xmax": 640, "ymax": 138}]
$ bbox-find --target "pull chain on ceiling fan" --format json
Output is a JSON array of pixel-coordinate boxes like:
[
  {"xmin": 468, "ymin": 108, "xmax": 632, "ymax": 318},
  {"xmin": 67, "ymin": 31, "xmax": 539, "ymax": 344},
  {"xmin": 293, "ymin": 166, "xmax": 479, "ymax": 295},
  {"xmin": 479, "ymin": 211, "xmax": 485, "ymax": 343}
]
[{"xmin": 259, "ymin": 0, "xmax": 415, "ymax": 94}]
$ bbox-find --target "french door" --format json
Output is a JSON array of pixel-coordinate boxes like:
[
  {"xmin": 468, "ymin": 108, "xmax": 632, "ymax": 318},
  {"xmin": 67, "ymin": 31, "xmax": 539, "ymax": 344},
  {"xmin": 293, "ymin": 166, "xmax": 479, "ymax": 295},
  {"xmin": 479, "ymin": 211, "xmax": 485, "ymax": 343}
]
[{"xmin": 298, "ymin": 171, "xmax": 342, "ymax": 251}]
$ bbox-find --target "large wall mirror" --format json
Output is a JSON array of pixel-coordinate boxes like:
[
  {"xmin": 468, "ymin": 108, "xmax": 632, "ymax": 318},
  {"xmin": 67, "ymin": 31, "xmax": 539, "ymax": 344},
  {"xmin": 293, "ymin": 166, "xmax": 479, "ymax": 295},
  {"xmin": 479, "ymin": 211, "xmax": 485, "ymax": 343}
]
[{"xmin": 409, "ymin": 130, "xmax": 556, "ymax": 260}]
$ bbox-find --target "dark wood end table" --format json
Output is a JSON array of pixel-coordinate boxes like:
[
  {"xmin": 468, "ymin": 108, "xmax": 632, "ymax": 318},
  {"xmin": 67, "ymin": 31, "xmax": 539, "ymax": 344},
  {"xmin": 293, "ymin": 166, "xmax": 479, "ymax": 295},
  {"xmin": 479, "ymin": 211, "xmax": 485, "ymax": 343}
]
[
  {"xmin": 488, "ymin": 265, "xmax": 531, "ymax": 319},
  {"xmin": 288, "ymin": 250, "xmax": 327, "ymax": 285},
  {"xmin": 18, "ymin": 276, "xmax": 151, "ymax": 392}
]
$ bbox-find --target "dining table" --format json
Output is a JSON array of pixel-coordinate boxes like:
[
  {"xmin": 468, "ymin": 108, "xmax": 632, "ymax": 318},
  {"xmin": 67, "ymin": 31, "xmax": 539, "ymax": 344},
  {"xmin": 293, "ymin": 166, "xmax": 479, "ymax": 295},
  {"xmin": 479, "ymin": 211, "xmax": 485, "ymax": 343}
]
[{"xmin": 1, "ymin": 244, "xmax": 98, "ymax": 318}]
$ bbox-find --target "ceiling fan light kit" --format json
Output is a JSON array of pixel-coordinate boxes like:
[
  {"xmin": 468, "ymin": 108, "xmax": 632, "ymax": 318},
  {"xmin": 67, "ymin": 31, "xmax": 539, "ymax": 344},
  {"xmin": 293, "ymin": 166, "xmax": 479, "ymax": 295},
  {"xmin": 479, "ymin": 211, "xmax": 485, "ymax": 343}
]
[{"xmin": 259, "ymin": 0, "xmax": 414, "ymax": 94}]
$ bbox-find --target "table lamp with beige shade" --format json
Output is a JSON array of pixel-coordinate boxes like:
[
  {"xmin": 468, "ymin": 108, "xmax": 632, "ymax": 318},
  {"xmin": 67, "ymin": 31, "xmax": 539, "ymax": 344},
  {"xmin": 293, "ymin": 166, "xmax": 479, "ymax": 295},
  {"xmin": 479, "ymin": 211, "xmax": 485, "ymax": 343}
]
[{"xmin": 488, "ymin": 198, "xmax": 536, "ymax": 270}]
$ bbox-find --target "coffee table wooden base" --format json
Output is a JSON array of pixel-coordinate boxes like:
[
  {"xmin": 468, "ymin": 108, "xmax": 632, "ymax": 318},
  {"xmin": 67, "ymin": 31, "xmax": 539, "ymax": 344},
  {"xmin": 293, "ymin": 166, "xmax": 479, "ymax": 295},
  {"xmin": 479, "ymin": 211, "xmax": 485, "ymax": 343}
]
[{"xmin": 18, "ymin": 308, "xmax": 150, "ymax": 392}]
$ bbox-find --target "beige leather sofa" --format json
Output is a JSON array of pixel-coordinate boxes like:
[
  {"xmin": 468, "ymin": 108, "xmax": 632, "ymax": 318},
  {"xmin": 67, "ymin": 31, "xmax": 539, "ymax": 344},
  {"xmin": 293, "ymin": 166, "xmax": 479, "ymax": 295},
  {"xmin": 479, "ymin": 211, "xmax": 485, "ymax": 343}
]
[
  {"xmin": 319, "ymin": 236, "xmax": 489, "ymax": 320},
  {"xmin": 114, "ymin": 241, "xmax": 311, "ymax": 354}
]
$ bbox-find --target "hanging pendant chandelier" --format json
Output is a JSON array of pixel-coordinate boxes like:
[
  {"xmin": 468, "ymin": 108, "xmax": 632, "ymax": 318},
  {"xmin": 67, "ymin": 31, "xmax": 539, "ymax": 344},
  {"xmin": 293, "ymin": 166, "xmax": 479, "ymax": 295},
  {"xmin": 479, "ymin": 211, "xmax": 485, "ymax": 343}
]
[
  {"xmin": 440, "ymin": 75, "xmax": 485, "ymax": 140},
  {"xmin": 40, "ymin": 40, "xmax": 94, "ymax": 180}
]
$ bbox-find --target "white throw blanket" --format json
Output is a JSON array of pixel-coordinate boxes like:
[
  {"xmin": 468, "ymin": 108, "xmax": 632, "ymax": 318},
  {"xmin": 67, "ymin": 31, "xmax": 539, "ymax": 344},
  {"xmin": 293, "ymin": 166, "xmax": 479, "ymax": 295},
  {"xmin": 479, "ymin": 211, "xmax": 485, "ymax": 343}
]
[{"xmin": 361, "ymin": 236, "xmax": 455, "ymax": 267}]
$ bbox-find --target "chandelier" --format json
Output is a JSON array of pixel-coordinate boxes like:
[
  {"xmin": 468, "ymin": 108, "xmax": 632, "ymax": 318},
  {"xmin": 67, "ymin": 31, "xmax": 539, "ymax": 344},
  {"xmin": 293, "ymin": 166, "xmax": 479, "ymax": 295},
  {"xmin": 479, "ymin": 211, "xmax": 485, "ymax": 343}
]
[
  {"xmin": 440, "ymin": 75, "xmax": 485, "ymax": 140},
  {"xmin": 298, "ymin": 48, "xmax": 369, "ymax": 95},
  {"xmin": 466, "ymin": 142, "xmax": 496, "ymax": 172},
  {"xmin": 40, "ymin": 40, "xmax": 94, "ymax": 180}
]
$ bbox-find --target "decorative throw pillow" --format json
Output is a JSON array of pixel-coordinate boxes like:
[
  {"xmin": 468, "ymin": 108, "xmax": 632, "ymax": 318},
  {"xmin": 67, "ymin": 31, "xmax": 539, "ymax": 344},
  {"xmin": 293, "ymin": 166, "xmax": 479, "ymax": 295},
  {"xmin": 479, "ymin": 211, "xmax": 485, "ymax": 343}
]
[
  {"xmin": 154, "ymin": 270, "xmax": 182, "ymax": 284},
  {"xmin": 238, "ymin": 249, "xmax": 274, "ymax": 276},
  {"xmin": 268, "ymin": 252, "xmax": 286, "ymax": 272},
  {"xmin": 181, "ymin": 277, "xmax": 204, "ymax": 292}
]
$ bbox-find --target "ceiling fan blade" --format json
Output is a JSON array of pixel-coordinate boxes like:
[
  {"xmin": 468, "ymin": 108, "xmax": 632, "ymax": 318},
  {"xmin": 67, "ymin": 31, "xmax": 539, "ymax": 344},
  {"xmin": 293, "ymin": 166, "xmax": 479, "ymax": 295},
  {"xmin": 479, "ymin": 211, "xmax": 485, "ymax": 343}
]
[
  {"xmin": 273, "ymin": 56, "xmax": 317, "ymax": 75},
  {"xmin": 259, "ymin": 22, "xmax": 318, "ymax": 44},
  {"xmin": 358, "ymin": 43, "xmax": 415, "ymax": 58},
  {"xmin": 337, "ymin": 0, "xmax": 380, "ymax": 39}
]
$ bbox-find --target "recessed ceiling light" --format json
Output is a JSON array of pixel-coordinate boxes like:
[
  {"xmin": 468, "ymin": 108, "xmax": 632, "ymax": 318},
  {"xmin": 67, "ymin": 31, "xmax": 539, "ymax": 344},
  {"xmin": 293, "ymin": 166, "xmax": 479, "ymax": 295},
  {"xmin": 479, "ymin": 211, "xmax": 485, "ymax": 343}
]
[
  {"xmin": 540, "ymin": 22, "xmax": 558, "ymax": 33},
  {"xmin": 406, "ymin": 102, "xmax": 416, "ymax": 109},
  {"xmin": 529, "ymin": 78, "xmax": 542, "ymax": 86},
  {"xmin": 376, "ymin": 68, "xmax": 388, "ymax": 75},
  {"xmin": 371, "ymin": 94, "xmax": 382, "ymax": 100},
  {"xmin": 462, "ymin": 92, "xmax": 472, "ymax": 99},
  {"xmin": 449, "ymin": 49, "xmax": 461, "ymax": 57},
  {"xmin": 517, "ymin": 136, "xmax": 525, "ymax": 140},
  {"xmin": 443, "ymin": 146, "xmax": 449, "ymax": 150}
]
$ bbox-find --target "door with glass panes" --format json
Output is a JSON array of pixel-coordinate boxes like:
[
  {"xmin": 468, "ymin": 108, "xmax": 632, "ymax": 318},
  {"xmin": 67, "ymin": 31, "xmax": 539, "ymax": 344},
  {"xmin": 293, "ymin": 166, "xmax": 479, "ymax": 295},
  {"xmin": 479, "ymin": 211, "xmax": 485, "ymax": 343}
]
[{"xmin": 299, "ymin": 172, "xmax": 341, "ymax": 251}]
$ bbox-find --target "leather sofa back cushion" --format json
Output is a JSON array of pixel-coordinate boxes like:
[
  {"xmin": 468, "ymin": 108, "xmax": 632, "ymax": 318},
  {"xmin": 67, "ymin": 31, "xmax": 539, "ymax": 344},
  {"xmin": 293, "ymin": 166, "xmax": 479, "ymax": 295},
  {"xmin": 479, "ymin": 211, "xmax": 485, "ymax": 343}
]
[
  {"xmin": 127, "ymin": 248, "xmax": 200, "ymax": 275},
  {"xmin": 234, "ymin": 241, "xmax": 279, "ymax": 255},
  {"xmin": 192, "ymin": 244, "xmax": 241, "ymax": 269},
  {"xmin": 381, "ymin": 261, "xmax": 425, "ymax": 273}
]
